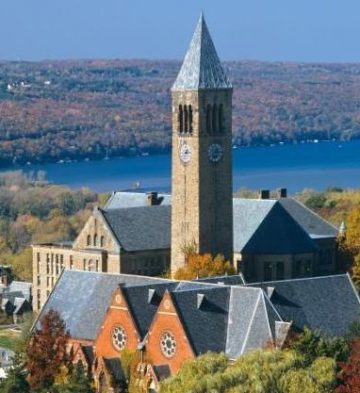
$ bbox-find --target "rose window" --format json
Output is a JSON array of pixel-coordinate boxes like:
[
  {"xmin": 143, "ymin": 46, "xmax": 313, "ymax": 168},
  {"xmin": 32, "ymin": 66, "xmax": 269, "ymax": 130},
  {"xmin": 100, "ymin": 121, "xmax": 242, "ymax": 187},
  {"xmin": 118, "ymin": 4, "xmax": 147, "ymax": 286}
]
[
  {"xmin": 112, "ymin": 326, "xmax": 127, "ymax": 351},
  {"xmin": 160, "ymin": 331, "xmax": 177, "ymax": 358}
]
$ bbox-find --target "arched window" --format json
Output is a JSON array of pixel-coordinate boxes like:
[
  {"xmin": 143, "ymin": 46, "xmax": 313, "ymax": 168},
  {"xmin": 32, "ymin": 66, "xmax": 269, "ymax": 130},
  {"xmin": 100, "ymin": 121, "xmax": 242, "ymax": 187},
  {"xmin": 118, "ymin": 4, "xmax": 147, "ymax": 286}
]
[
  {"xmin": 206, "ymin": 104, "xmax": 212, "ymax": 133},
  {"xmin": 93, "ymin": 234, "xmax": 98, "ymax": 247},
  {"xmin": 86, "ymin": 235, "xmax": 91, "ymax": 246},
  {"xmin": 184, "ymin": 106, "xmax": 189, "ymax": 133},
  {"xmin": 178, "ymin": 105, "xmax": 183, "ymax": 133},
  {"xmin": 189, "ymin": 105, "xmax": 193, "ymax": 133},
  {"xmin": 212, "ymin": 104, "xmax": 218, "ymax": 133},
  {"xmin": 100, "ymin": 236, "xmax": 105, "ymax": 248},
  {"xmin": 218, "ymin": 104, "xmax": 224, "ymax": 132}
]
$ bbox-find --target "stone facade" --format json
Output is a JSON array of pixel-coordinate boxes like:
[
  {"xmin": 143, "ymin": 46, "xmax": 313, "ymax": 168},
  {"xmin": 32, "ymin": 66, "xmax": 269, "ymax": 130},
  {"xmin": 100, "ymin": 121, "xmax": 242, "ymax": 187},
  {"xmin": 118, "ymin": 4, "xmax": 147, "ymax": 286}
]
[
  {"xmin": 32, "ymin": 208, "xmax": 170, "ymax": 312},
  {"xmin": 170, "ymin": 89, "xmax": 233, "ymax": 273}
]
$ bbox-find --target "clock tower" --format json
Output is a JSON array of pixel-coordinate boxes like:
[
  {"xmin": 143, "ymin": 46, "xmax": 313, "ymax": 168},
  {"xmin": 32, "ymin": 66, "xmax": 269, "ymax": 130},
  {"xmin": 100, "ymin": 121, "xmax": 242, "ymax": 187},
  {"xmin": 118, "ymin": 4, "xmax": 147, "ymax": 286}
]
[{"xmin": 171, "ymin": 14, "xmax": 233, "ymax": 274}]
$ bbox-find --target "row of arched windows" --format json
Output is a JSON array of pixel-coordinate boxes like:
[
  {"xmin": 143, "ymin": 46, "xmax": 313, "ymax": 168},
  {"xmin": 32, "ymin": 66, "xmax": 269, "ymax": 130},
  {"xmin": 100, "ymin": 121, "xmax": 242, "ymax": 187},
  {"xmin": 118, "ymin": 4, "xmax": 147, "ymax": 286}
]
[
  {"xmin": 178, "ymin": 105, "xmax": 193, "ymax": 134},
  {"xmin": 87, "ymin": 234, "xmax": 105, "ymax": 248},
  {"xmin": 177, "ymin": 104, "xmax": 225, "ymax": 135},
  {"xmin": 206, "ymin": 104, "xmax": 224, "ymax": 134}
]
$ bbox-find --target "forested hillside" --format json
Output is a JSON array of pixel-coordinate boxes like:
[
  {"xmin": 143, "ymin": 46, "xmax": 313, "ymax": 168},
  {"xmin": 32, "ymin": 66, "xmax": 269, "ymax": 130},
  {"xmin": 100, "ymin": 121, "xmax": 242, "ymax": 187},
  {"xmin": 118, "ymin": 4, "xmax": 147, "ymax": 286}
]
[{"xmin": 1, "ymin": 59, "xmax": 360, "ymax": 166}]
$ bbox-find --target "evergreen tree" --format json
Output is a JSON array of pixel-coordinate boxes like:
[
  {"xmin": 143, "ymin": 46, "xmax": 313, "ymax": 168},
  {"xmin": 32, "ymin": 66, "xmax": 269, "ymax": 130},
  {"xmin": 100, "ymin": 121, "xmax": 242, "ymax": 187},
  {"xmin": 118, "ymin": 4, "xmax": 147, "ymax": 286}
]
[
  {"xmin": 55, "ymin": 362, "xmax": 95, "ymax": 393},
  {"xmin": 0, "ymin": 354, "xmax": 30, "ymax": 393}
]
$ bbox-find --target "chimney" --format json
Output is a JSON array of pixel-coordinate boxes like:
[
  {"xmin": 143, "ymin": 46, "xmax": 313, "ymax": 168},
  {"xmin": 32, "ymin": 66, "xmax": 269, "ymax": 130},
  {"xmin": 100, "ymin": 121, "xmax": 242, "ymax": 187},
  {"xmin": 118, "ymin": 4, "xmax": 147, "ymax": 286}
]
[
  {"xmin": 146, "ymin": 192, "xmax": 158, "ymax": 206},
  {"xmin": 259, "ymin": 190, "xmax": 270, "ymax": 200},
  {"xmin": 278, "ymin": 188, "xmax": 287, "ymax": 198}
]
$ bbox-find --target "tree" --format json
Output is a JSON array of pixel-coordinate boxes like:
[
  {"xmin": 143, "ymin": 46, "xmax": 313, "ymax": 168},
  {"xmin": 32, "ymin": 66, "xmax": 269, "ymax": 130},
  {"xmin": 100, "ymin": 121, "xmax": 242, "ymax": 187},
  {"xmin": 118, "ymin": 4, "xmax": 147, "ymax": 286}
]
[
  {"xmin": 288, "ymin": 327, "xmax": 349, "ymax": 366},
  {"xmin": 160, "ymin": 350, "xmax": 337, "ymax": 393},
  {"xmin": 26, "ymin": 309, "xmax": 70, "ymax": 391},
  {"xmin": 55, "ymin": 362, "xmax": 95, "ymax": 393},
  {"xmin": 174, "ymin": 253, "xmax": 235, "ymax": 280},
  {"xmin": 0, "ymin": 354, "xmax": 30, "ymax": 393},
  {"xmin": 336, "ymin": 338, "xmax": 360, "ymax": 393}
]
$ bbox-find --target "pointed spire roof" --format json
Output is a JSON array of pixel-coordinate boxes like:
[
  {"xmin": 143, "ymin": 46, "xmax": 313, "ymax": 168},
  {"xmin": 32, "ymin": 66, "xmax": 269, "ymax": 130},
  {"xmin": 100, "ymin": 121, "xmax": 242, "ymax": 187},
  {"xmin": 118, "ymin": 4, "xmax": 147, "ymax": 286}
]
[{"xmin": 172, "ymin": 14, "xmax": 232, "ymax": 91}]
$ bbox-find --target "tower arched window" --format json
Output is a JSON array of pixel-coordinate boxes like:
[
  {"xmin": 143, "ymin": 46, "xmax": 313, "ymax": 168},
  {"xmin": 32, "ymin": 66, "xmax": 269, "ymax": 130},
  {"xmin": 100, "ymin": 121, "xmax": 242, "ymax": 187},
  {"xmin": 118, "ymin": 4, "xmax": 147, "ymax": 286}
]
[
  {"xmin": 218, "ymin": 104, "xmax": 224, "ymax": 133},
  {"xmin": 206, "ymin": 104, "xmax": 212, "ymax": 133},
  {"xmin": 189, "ymin": 105, "xmax": 193, "ymax": 133},
  {"xmin": 178, "ymin": 105, "xmax": 183, "ymax": 133},
  {"xmin": 184, "ymin": 105, "xmax": 189, "ymax": 133},
  {"xmin": 212, "ymin": 104, "xmax": 218, "ymax": 133},
  {"xmin": 93, "ymin": 234, "xmax": 98, "ymax": 247},
  {"xmin": 86, "ymin": 235, "xmax": 91, "ymax": 247}
]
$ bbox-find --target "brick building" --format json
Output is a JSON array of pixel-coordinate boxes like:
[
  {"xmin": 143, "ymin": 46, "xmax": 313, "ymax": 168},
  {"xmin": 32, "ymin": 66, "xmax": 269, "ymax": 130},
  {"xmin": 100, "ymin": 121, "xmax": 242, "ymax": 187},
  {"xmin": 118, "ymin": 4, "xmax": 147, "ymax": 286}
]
[{"xmin": 35, "ymin": 270, "xmax": 360, "ymax": 392}]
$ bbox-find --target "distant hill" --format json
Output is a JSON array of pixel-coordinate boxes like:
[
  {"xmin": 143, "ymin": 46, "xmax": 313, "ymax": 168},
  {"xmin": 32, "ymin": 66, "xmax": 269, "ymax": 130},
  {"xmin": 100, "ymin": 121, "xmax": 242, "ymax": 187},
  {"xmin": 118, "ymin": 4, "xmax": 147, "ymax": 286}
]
[{"xmin": 0, "ymin": 59, "xmax": 360, "ymax": 166}]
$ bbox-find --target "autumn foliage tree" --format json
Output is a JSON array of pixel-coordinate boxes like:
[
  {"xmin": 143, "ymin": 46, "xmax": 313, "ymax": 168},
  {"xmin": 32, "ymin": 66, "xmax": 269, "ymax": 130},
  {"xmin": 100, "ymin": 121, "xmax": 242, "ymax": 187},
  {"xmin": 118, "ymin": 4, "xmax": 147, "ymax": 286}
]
[
  {"xmin": 26, "ymin": 309, "xmax": 71, "ymax": 391},
  {"xmin": 336, "ymin": 338, "xmax": 360, "ymax": 393},
  {"xmin": 174, "ymin": 253, "xmax": 235, "ymax": 280}
]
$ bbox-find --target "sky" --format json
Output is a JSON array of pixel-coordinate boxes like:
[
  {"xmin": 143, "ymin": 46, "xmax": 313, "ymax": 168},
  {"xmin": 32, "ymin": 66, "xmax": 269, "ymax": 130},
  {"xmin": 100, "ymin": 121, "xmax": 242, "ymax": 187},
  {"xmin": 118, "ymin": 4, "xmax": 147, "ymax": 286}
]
[{"xmin": 1, "ymin": 0, "xmax": 360, "ymax": 63}]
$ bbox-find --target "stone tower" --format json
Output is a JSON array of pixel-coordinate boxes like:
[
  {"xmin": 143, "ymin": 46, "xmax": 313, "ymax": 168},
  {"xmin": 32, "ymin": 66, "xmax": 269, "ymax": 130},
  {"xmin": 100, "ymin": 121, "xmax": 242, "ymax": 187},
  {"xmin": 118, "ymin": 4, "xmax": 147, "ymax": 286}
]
[{"xmin": 171, "ymin": 14, "xmax": 233, "ymax": 274}]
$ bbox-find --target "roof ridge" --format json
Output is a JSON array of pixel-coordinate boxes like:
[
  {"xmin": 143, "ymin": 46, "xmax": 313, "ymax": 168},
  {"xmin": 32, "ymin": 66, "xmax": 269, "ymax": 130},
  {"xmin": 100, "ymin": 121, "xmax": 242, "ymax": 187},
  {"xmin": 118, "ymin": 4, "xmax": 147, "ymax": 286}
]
[{"xmin": 248, "ymin": 273, "xmax": 348, "ymax": 286}]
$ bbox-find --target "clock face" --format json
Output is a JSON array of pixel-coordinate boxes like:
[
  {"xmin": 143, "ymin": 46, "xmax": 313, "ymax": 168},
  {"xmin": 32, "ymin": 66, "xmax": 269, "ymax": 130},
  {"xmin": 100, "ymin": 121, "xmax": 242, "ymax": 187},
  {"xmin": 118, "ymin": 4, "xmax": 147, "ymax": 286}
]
[
  {"xmin": 180, "ymin": 143, "xmax": 192, "ymax": 163},
  {"xmin": 208, "ymin": 143, "xmax": 223, "ymax": 162}
]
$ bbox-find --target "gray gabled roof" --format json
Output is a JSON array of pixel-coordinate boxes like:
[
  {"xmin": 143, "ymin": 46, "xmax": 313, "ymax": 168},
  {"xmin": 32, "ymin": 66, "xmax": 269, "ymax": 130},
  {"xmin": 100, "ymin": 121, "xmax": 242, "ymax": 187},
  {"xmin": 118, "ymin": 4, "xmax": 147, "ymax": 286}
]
[
  {"xmin": 171, "ymin": 286, "xmax": 231, "ymax": 355},
  {"xmin": 243, "ymin": 202, "xmax": 317, "ymax": 254},
  {"xmin": 104, "ymin": 192, "xmax": 171, "ymax": 210},
  {"xmin": 249, "ymin": 274, "xmax": 360, "ymax": 337},
  {"xmin": 101, "ymin": 205, "xmax": 171, "ymax": 252},
  {"xmin": 102, "ymin": 193, "xmax": 336, "ymax": 254},
  {"xmin": 278, "ymin": 198, "xmax": 338, "ymax": 238},
  {"xmin": 36, "ymin": 270, "xmax": 172, "ymax": 340},
  {"xmin": 172, "ymin": 13, "xmax": 232, "ymax": 91}
]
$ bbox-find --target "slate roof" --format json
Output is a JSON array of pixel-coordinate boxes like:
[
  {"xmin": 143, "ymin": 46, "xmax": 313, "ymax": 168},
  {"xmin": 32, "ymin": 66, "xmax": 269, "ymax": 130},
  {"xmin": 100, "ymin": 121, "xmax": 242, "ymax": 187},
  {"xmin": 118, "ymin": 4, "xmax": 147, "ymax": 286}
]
[
  {"xmin": 104, "ymin": 192, "xmax": 171, "ymax": 210},
  {"xmin": 249, "ymin": 274, "xmax": 360, "ymax": 337},
  {"xmin": 172, "ymin": 13, "xmax": 232, "ymax": 91},
  {"xmin": 171, "ymin": 286, "xmax": 230, "ymax": 355},
  {"xmin": 278, "ymin": 198, "xmax": 338, "ymax": 238},
  {"xmin": 35, "ymin": 270, "xmax": 171, "ymax": 340},
  {"xmin": 103, "ymin": 193, "xmax": 337, "ymax": 255},
  {"xmin": 104, "ymin": 358, "xmax": 126, "ymax": 383},
  {"xmin": 237, "ymin": 201, "xmax": 318, "ymax": 254},
  {"xmin": 196, "ymin": 274, "xmax": 245, "ymax": 286},
  {"xmin": 101, "ymin": 206, "xmax": 170, "ymax": 252},
  {"xmin": 225, "ymin": 286, "xmax": 285, "ymax": 359},
  {"xmin": 123, "ymin": 282, "xmax": 179, "ymax": 339}
]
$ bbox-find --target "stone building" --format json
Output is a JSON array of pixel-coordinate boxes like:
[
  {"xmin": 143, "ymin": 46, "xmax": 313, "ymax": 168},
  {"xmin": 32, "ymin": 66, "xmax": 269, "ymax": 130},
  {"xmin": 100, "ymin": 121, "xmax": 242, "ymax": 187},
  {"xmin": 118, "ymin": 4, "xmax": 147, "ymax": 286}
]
[{"xmin": 32, "ymin": 15, "xmax": 339, "ymax": 312}]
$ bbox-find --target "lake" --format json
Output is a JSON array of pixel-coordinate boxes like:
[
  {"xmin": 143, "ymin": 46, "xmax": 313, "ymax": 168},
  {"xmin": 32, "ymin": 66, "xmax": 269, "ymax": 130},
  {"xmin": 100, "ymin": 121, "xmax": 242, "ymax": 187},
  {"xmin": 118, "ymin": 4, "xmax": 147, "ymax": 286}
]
[{"xmin": 5, "ymin": 140, "xmax": 360, "ymax": 194}]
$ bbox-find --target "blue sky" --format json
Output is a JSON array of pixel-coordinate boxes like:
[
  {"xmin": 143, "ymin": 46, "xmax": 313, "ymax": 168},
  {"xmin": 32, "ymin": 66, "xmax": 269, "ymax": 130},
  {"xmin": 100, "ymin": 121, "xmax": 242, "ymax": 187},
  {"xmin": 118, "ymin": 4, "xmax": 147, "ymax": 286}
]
[{"xmin": 1, "ymin": 0, "xmax": 359, "ymax": 62}]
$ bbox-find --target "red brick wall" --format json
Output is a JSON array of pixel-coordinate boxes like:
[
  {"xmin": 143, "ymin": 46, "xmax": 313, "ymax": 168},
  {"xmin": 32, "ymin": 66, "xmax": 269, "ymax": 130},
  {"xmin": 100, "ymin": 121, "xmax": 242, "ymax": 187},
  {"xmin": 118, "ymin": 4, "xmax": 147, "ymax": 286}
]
[
  {"xmin": 146, "ymin": 292, "xmax": 194, "ymax": 374},
  {"xmin": 94, "ymin": 288, "xmax": 140, "ymax": 358}
]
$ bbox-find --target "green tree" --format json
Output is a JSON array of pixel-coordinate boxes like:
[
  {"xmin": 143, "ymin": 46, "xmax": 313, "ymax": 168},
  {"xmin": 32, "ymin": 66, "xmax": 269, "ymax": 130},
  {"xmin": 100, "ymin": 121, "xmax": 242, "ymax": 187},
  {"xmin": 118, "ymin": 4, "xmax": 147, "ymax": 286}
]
[
  {"xmin": 0, "ymin": 354, "xmax": 30, "ymax": 393},
  {"xmin": 54, "ymin": 362, "xmax": 95, "ymax": 393}
]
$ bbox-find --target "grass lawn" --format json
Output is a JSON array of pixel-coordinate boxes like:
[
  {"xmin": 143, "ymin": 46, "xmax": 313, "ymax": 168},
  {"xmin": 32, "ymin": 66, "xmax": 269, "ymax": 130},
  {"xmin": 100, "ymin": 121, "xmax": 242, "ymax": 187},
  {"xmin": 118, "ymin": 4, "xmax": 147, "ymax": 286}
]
[{"xmin": 0, "ymin": 328, "xmax": 20, "ymax": 351}]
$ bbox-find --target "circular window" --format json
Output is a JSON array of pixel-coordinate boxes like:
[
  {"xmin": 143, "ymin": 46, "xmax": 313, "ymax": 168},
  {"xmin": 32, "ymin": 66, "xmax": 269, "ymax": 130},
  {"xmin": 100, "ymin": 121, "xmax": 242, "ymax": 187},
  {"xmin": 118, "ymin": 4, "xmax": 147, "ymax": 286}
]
[
  {"xmin": 160, "ymin": 331, "xmax": 177, "ymax": 358},
  {"xmin": 112, "ymin": 326, "xmax": 127, "ymax": 351}
]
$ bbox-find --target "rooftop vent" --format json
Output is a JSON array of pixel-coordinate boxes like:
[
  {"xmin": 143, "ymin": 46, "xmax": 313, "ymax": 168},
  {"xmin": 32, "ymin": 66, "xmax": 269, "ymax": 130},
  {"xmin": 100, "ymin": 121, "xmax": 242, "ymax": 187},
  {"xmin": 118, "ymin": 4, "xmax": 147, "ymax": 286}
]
[
  {"xmin": 197, "ymin": 293, "xmax": 205, "ymax": 309},
  {"xmin": 148, "ymin": 289, "xmax": 156, "ymax": 304},
  {"xmin": 259, "ymin": 190, "xmax": 270, "ymax": 200}
]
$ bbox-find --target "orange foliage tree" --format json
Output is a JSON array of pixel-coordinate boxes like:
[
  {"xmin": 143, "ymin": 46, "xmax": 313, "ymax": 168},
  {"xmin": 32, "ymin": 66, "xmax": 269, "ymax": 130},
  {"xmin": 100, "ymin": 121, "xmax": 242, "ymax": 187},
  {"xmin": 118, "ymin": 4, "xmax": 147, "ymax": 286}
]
[{"xmin": 174, "ymin": 253, "xmax": 235, "ymax": 280}]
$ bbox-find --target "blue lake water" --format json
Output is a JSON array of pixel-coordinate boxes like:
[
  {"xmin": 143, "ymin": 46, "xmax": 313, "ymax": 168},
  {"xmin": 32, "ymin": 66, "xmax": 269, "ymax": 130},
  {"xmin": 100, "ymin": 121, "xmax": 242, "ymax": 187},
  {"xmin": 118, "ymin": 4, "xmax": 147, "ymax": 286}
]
[{"xmin": 5, "ymin": 140, "xmax": 360, "ymax": 194}]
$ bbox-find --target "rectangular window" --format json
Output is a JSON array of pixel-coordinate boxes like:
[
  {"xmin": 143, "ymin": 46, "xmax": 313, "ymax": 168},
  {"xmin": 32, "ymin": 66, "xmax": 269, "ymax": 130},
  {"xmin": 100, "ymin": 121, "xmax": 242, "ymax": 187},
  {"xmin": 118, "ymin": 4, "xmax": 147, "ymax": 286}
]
[
  {"xmin": 37, "ymin": 276, "xmax": 41, "ymax": 286},
  {"xmin": 60, "ymin": 254, "xmax": 64, "ymax": 270},
  {"xmin": 51, "ymin": 277, "xmax": 54, "ymax": 287},
  {"xmin": 264, "ymin": 262, "xmax": 273, "ymax": 282},
  {"xmin": 276, "ymin": 262, "xmax": 285, "ymax": 280},
  {"xmin": 70, "ymin": 256, "xmax": 74, "ymax": 270},
  {"xmin": 46, "ymin": 260, "xmax": 50, "ymax": 275},
  {"xmin": 96, "ymin": 260, "xmax": 99, "ymax": 272},
  {"xmin": 46, "ymin": 290, "xmax": 50, "ymax": 298},
  {"xmin": 83, "ymin": 259, "xmax": 86, "ymax": 271},
  {"xmin": 37, "ymin": 290, "xmax": 41, "ymax": 310},
  {"xmin": 47, "ymin": 277, "xmax": 50, "ymax": 287},
  {"xmin": 37, "ymin": 253, "xmax": 41, "ymax": 273}
]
